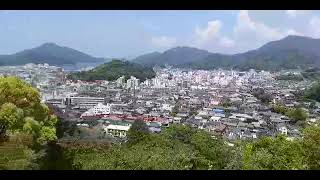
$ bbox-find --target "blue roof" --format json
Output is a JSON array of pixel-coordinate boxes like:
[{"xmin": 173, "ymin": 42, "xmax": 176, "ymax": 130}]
[{"xmin": 212, "ymin": 108, "xmax": 224, "ymax": 111}]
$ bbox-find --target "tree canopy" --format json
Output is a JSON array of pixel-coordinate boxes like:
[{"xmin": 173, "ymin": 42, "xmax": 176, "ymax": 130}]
[
  {"xmin": 305, "ymin": 81, "xmax": 320, "ymax": 102},
  {"xmin": 0, "ymin": 76, "xmax": 57, "ymax": 170},
  {"xmin": 68, "ymin": 60, "xmax": 156, "ymax": 82}
]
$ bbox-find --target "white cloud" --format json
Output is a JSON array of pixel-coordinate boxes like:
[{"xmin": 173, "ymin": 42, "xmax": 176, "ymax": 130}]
[
  {"xmin": 219, "ymin": 37, "xmax": 235, "ymax": 48},
  {"xmin": 151, "ymin": 36, "xmax": 177, "ymax": 48},
  {"xmin": 285, "ymin": 10, "xmax": 312, "ymax": 18},
  {"xmin": 193, "ymin": 20, "xmax": 235, "ymax": 52},
  {"xmin": 192, "ymin": 10, "xmax": 309, "ymax": 53},
  {"xmin": 309, "ymin": 16, "xmax": 320, "ymax": 38},
  {"xmin": 286, "ymin": 10, "xmax": 298, "ymax": 17},
  {"xmin": 234, "ymin": 10, "xmax": 283, "ymax": 42},
  {"xmin": 230, "ymin": 10, "xmax": 307, "ymax": 52},
  {"xmin": 195, "ymin": 20, "xmax": 222, "ymax": 45},
  {"xmin": 286, "ymin": 29, "xmax": 303, "ymax": 36}
]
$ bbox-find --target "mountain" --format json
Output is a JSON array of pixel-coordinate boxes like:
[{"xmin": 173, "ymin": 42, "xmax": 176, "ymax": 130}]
[
  {"xmin": 132, "ymin": 47, "xmax": 211, "ymax": 67},
  {"xmin": 67, "ymin": 59, "xmax": 156, "ymax": 81},
  {"xmin": 131, "ymin": 52, "xmax": 161, "ymax": 65},
  {"xmin": 258, "ymin": 35, "xmax": 320, "ymax": 56},
  {"xmin": 133, "ymin": 35, "xmax": 320, "ymax": 71},
  {"xmin": 0, "ymin": 43, "xmax": 105, "ymax": 66}
]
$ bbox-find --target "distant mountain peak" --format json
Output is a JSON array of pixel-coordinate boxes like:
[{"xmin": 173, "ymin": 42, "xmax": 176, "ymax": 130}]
[
  {"xmin": 0, "ymin": 42, "xmax": 105, "ymax": 66},
  {"xmin": 40, "ymin": 42, "xmax": 60, "ymax": 47},
  {"xmin": 166, "ymin": 46, "xmax": 208, "ymax": 52},
  {"xmin": 133, "ymin": 35, "xmax": 320, "ymax": 70},
  {"xmin": 282, "ymin": 35, "xmax": 316, "ymax": 41}
]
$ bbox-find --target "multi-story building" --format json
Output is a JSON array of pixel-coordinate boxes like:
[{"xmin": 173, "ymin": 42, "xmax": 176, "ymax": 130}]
[
  {"xmin": 66, "ymin": 96, "xmax": 105, "ymax": 109},
  {"xmin": 80, "ymin": 103, "xmax": 111, "ymax": 118},
  {"xmin": 126, "ymin": 76, "xmax": 140, "ymax": 89},
  {"xmin": 103, "ymin": 121, "xmax": 132, "ymax": 138}
]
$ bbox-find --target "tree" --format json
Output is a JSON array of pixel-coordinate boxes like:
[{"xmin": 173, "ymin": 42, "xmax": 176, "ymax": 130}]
[
  {"xmin": 286, "ymin": 108, "xmax": 308, "ymax": 123},
  {"xmin": 242, "ymin": 135, "xmax": 307, "ymax": 170},
  {"xmin": 163, "ymin": 124, "xmax": 195, "ymax": 144},
  {"xmin": 126, "ymin": 120, "xmax": 150, "ymax": 145},
  {"xmin": 0, "ymin": 77, "xmax": 57, "ymax": 170},
  {"xmin": 301, "ymin": 124, "xmax": 320, "ymax": 169},
  {"xmin": 0, "ymin": 103, "xmax": 24, "ymax": 138},
  {"xmin": 305, "ymin": 81, "xmax": 320, "ymax": 102},
  {"xmin": 0, "ymin": 77, "xmax": 57, "ymax": 144},
  {"xmin": 252, "ymin": 88, "xmax": 272, "ymax": 104},
  {"xmin": 272, "ymin": 104, "xmax": 308, "ymax": 124},
  {"xmin": 0, "ymin": 76, "xmax": 40, "ymax": 109},
  {"xmin": 190, "ymin": 130, "xmax": 230, "ymax": 169}
]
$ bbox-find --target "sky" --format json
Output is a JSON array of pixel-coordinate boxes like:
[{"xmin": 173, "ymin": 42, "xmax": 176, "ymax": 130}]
[{"xmin": 1, "ymin": 10, "xmax": 320, "ymax": 58}]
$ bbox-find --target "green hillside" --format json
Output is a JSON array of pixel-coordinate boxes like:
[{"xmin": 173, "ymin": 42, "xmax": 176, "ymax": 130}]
[{"xmin": 67, "ymin": 60, "xmax": 156, "ymax": 81}]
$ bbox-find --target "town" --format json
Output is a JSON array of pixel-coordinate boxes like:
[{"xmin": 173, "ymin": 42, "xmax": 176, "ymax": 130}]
[{"xmin": 1, "ymin": 63, "xmax": 319, "ymax": 145}]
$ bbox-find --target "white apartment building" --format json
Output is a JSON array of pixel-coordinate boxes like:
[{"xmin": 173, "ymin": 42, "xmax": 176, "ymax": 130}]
[
  {"xmin": 66, "ymin": 96, "xmax": 105, "ymax": 109},
  {"xmin": 126, "ymin": 76, "xmax": 140, "ymax": 89},
  {"xmin": 80, "ymin": 103, "xmax": 111, "ymax": 118},
  {"xmin": 104, "ymin": 124, "xmax": 131, "ymax": 138}
]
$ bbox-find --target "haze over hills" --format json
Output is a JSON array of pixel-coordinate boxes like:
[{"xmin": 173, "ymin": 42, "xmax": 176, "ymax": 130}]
[
  {"xmin": 0, "ymin": 43, "xmax": 107, "ymax": 66},
  {"xmin": 133, "ymin": 35, "xmax": 320, "ymax": 71}
]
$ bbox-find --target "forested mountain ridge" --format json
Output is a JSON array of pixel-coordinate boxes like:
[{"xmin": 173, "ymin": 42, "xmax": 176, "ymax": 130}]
[
  {"xmin": 133, "ymin": 35, "xmax": 320, "ymax": 71},
  {"xmin": 0, "ymin": 43, "xmax": 105, "ymax": 66}
]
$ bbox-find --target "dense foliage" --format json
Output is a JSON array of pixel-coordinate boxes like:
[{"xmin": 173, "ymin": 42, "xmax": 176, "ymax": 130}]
[
  {"xmin": 242, "ymin": 136, "xmax": 307, "ymax": 170},
  {"xmin": 275, "ymin": 73, "xmax": 304, "ymax": 81},
  {"xmin": 69, "ymin": 124, "xmax": 231, "ymax": 170},
  {"xmin": 301, "ymin": 68, "xmax": 320, "ymax": 80},
  {"xmin": 55, "ymin": 122, "xmax": 320, "ymax": 170},
  {"xmin": 305, "ymin": 81, "xmax": 320, "ymax": 102},
  {"xmin": 272, "ymin": 104, "xmax": 308, "ymax": 124},
  {"xmin": 68, "ymin": 60, "xmax": 156, "ymax": 82},
  {"xmin": 0, "ymin": 77, "xmax": 57, "ymax": 169},
  {"xmin": 127, "ymin": 120, "xmax": 150, "ymax": 145}
]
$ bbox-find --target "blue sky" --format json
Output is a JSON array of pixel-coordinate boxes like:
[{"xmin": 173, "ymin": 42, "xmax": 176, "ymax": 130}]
[{"xmin": 1, "ymin": 10, "xmax": 320, "ymax": 58}]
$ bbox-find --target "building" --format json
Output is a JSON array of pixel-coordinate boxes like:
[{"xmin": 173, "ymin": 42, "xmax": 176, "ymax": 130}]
[
  {"xmin": 126, "ymin": 76, "xmax": 140, "ymax": 89},
  {"xmin": 104, "ymin": 123, "xmax": 131, "ymax": 138},
  {"xmin": 66, "ymin": 96, "xmax": 105, "ymax": 109},
  {"xmin": 277, "ymin": 123, "xmax": 288, "ymax": 135},
  {"xmin": 80, "ymin": 103, "xmax": 111, "ymax": 118},
  {"xmin": 116, "ymin": 76, "xmax": 126, "ymax": 87}
]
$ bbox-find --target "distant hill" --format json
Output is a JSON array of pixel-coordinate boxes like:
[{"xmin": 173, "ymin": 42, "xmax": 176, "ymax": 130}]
[
  {"xmin": 67, "ymin": 59, "xmax": 156, "ymax": 81},
  {"xmin": 0, "ymin": 43, "xmax": 105, "ymax": 66},
  {"xmin": 133, "ymin": 35, "xmax": 320, "ymax": 71},
  {"xmin": 132, "ymin": 47, "xmax": 211, "ymax": 67}
]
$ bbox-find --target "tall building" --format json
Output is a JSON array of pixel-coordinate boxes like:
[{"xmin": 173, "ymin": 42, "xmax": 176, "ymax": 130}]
[
  {"xmin": 126, "ymin": 76, "xmax": 140, "ymax": 89},
  {"xmin": 116, "ymin": 76, "xmax": 125, "ymax": 87}
]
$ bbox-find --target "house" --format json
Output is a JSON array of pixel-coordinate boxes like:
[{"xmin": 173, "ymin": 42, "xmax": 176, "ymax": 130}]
[
  {"xmin": 104, "ymin": 124, "xmax": 131, "ymax": 138},
  {"xmin": 198, "ymin": 110, "xmax": 209, "ymax": 116},
  {"xmin": 161, "ymin": 103, "xmax": 174, "ymax": 112},
  {"xmin": 147, "ymin": 122, "xmax": 162, "ymax": 133},
  {"xmin": 210, "ymin": 116, "xmax": 221, "ymax": 122},
  {"xmin": 173, "ymin": 117, "xmax": 182, "ymax": 124},
  {"xmin": 135, "ymin": 107, "xmax": 147, "ymax": 114},
  {"xmin": 176, "ymin": 112, "xmax": 188, "ymax": 118},
  {"xmin": 276, "ymin": 123, "xmax": 288, "ymax": 135}
]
